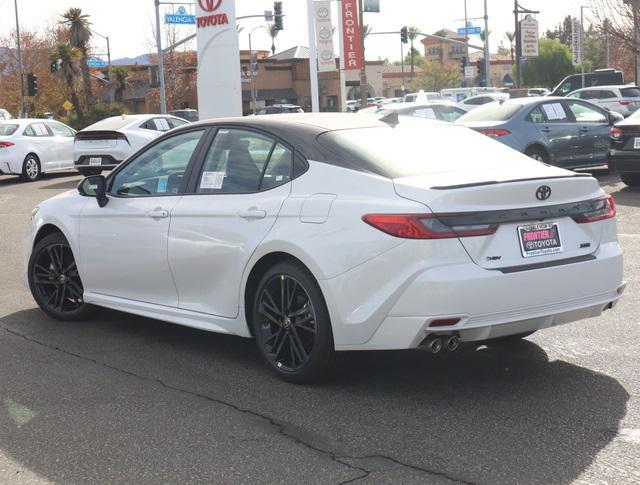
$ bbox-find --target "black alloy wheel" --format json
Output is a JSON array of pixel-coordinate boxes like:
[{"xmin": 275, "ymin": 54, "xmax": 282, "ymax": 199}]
[
  {"xmin": 28, "ymin": 233, "xmax": 97, "ymax": 321},
  {"xmin": 253, "ymin": 262, "xmax": 335, "ymax": 383}
]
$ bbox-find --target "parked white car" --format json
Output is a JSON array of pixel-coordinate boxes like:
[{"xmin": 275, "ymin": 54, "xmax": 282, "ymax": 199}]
[
  {"xmin": 0, "ymin": 109, "xmax": 12, "ymax": 120},
  {"xmin": 0, "ymin": 118, "xmax": 76, "ymax": 181},
  {"xmin": 567, "ymin": 85, "xmax": 640, "ymax": 117},
  {"xmin": 73, "ymin": 114, "xmax": 189, "ymax": 175},
  {"xmin": 25, "ymin": 114, "xmax": 624, "ymax": 382},
  {"xmin": 403, "ymin": 91, "xmax": 442, "ymax": 103},
  {"xmin": 458, "ymin": 93, "xmax": 510, "ymax": 111}
]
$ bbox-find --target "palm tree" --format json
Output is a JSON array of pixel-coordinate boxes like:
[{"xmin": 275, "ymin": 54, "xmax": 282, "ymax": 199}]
[
  {"xmin": 363, "ymin": 24, "xmax": 373, "ymax": 39},
  {"xmin": 505, "ymin": 31, "xmax": 515, "ymax": 64},
  {"xmin": 479, "ymin": 29, "xmax": 491, "ymax": 43},
  {"xmin": 111, "ymin": 67, "xmax": 130, "ymax": 103},
  {"xmin": 407, "ymin": 26, "xmax": 420, "ymax": 79},
  {"xmin": 61, "ymin": 8, "xmax": 95, "ymax": 109},
  {"xmin": 268, "ymin": 23, "xmax": 279, "ymax": 55},
  {"xmin": 50, "ymin": 43, "xmax": 85, "ymax": 125}
]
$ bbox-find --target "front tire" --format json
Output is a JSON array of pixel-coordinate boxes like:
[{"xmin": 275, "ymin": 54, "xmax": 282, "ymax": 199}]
[
  {"xmin": 621, "ymin": 174, "xmax": 640, "ymax": 187},
  {"xmin": 21, "ymin": 154, "xmax": 41, "ymax": 181},
  {"xmin": 28, "ymin": 233, "xmax": 97, "ymax": 321},
  {"xmin": 252, "ymin": 262, "xmax": 336, "ymax": 383}
]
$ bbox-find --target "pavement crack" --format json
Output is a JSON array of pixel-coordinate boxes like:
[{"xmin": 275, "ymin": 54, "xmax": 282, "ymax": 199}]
[{"xmin": 1, "ymin": 324, "xmax": 475, "ymax": 485}]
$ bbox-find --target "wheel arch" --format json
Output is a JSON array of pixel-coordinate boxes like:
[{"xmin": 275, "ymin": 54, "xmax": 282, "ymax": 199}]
[
  {"xmin": 524, "ymin": 143, "xmax": 550, "ymax": 162},
  {"xmin": 33, "ymin": 223, "xmax": 67, "ymax": 247}
]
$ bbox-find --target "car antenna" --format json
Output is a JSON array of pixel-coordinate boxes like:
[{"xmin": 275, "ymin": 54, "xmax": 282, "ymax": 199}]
[{"xmin": 379, "ymin": 111, "xmax": 399, "ymax": 127}]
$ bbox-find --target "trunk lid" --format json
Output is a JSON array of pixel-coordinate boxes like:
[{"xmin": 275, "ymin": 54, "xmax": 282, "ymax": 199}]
[{"xmin": 394, "ymin": 168, "xmax": 605, "ymax": 270}]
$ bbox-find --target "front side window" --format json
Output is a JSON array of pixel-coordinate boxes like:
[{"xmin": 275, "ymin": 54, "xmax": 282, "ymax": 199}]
[
  {"xmin": 527, "ymin": 106, "xmax": 547, "ymax": 123},
  {"xmin": 110, "ymin": 129, "xmax": 205, "ymax": 197},
  {"xmin": 567, "ymin": 101, "xmax": 607, "ymax": 123},
  {"xmin": 196, "ymin": 129, "xmax": 291, "ymax": 194},
  {"xmin": 24, "ymin": 123, "xmax": 51, "ymax": 137}
]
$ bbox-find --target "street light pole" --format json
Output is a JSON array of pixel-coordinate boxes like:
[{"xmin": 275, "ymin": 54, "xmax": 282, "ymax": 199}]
[
  {"xmin": 484, "ymin": 0, "xmax": 490, "ymax": 87},
  {"xmin": 248, "ymin": 25, "xmax": 267, "ymax": 115},
  {"xmin": 306, "ymin": 0, "xmax": 320, "ymax": 112},
  {"xmin": 90, "ymin": 28, "xmax": 113, "ymax": 103},
  {"xmin": 580, "ymin": 6, "xmax": 591, "ymax": 89},
  {"xmin": 154, "ymin": 0, "xmax": 167, "ymax": 114},
  {"xmin": 358, "ymin": 0, "xmax": 368, "ymax": 108},
  {"xmin": 13, "ymin": 0, "xmax": 25, "ymax": 117}
]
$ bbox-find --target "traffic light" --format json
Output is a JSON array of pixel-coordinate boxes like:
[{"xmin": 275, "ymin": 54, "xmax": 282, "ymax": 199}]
[
  {"xmin": 477, "ymin": 59, "xmax": 485, "ymax": 76},
  {"xmin": 27, "ymin": 73, "xmax": 38, "ymax": 97},
  {"xmin": 50, "ymin": 60, "xmax": 58, "ymax": 73},
  {"xmin": 274, "ymin": 2, "xmax": 283, "ymax": 31},
  {"xmin": 460, "ymin": 56, "xmax": 467, "ymax": 75},
  {"xmin": 400, "ymin": 26, "xmax": 408, "ymax": 44}
]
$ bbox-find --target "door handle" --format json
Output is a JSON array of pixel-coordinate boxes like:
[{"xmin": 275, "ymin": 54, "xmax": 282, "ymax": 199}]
[
  {"xmin": 147, "ymin": 208, "xmax": 169, "ymax": 219},
  {"xmin": 579, "ymin": 126, "xmax": 589, "ymax": 132},
  {"xmin": 541, "ymin": 127, "xmax": 551, "ymax": 133},
  {"xmin": 238, "ymin": 208, "xmax": 267, "ymax": 220}
]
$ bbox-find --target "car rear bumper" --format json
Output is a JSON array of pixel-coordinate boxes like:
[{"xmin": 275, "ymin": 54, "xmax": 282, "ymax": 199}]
[
  {"xmin": 74, "ymin": 154, "xmax": 122, "ymax": 170},
  {"xmin": 323, "ymin": 240, "xmax": 624, "ymax": 351},
  {"xmin": 607, "ymin": 149, "xmax": 640, "ymax": 174}
]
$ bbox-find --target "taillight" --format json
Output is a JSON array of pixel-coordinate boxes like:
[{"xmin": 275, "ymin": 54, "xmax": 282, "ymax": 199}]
[
  {"xmin": 619, "ymin": 99, "xmax": 632, "ymax": 106},
  {"xmin": 362, "ymin": 214, "xmax": 498, "ymax": 239},
  {"xmin": 609, "ymin": 127, "xmax": 623, "ymax": 140},
  {"xmin": 571, "ymin": 195, "xmax": 616, "ymax": 223},
  {"xmin": 478, "ymin": 128, "xmax": 510, "ymax": 138},
  {"xmin": 0, "ymin": 141, "xmax": 15, "ymax": 148}
]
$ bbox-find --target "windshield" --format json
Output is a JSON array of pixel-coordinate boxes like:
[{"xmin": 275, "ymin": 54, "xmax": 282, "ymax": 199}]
[
  {"xmin": 0, "ymin": 124, "xmax": 19, "ymax": 136},
  {"xmin": 457, "ymin": 103, "xmax": 522, "ymax": 122},
  {"xmin": 318, "ymin": 119, "xmax": 530, "ymax": 179}
]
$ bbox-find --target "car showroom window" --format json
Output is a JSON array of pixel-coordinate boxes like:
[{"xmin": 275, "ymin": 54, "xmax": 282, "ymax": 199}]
[
  {"xmin": 47, "ymin": 121, "xmax": 74, "ymax": 137},
  {"xmin": 567, "ymin": 101, "xmax": 608, "ymax": 123},
  {"xmin": 110, "ymin": 129, "xmax": 205, "ymax": 197},
  {"xmin": 196, "ymin": 129, "xmax": 275, "ymax": 194}
]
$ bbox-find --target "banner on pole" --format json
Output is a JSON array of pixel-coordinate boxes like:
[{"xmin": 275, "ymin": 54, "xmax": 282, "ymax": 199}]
[
  {"xmin": 315, "ymin": 1, "xmax": 336, "ymax": 72},
  {"xmin": 520, "ymin": 16, "xmax": 539, "ymax": 58},
  {"xmin": 571, "ymin": 18, "xmax": 583, "ymax": 65},
  {"xmin": 341, "ymin": 0, "xmax": 363, "ymax": 70}
]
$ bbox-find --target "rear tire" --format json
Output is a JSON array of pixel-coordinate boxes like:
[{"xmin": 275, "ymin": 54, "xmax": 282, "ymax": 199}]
[
  {"xmin": 525, "ymin": 147, "xmax": 549, "ymax": 164},
  {"xmin": 28, "ymin": 232, "xmax": 98, "ymax": 321},
  {"xmin": 21, "ymin": 154, "xmax": 41, "ymax": 181},
  {"xmin": 252, "ymin": 261, "xmax": 336, "ymax": 383},
  {"xmin": 77, "ymin": 167, "xmax": 102, "ymax": 177},
  {"xmin": 621, "ymin": 174, "xmax": 640, "ymax": 187}
]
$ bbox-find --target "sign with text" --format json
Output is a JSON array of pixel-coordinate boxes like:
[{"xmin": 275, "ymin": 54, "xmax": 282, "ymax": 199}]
[
  {"xmin": 457, "ymin": 26, "xmax": 481, "ymax": 35},
  {"xmin": 315, "ymin": 1, "xmax": 336, "ymax": 72},
  {"xmin": 342, "ymin": 0, "xmax": 363, "ymax": 70},
  {"xmin": 520, "ymin": 17, "xmax": 539, "ymax": 58},
  {"xmin": 571, "ymin": 18, "xmax": 583, "ymax": 65},
  {"xmin": 166, "ymin": 6, "xmax": 196, "ymax": 24}
]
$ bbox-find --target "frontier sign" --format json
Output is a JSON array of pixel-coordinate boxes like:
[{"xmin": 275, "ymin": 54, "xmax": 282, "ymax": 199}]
[
  {"xmin": 341, "ymin": 0, "xmax": 363, "ymax": 70},
  {"xmin": 196, "ymin": 0, "xmax": 241, "ymax": 118}
]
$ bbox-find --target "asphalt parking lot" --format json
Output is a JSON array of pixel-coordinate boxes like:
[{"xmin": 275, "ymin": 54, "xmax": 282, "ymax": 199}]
[{"xmin": 0, "ymin": 170, "xmax": 638, "ymax": 484}]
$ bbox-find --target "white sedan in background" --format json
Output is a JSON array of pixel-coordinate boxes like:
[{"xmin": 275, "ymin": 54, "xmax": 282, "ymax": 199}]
[
  {"xmin": 458, "ymin": 93, "xmax": 510, "ymax": 111},
  {"xmin": 0, "ymin": 119, "xmax": 76, "ymax": 181},
  {"xmin": 73, "ymin": 114, "xmax": 189, "ymax": 175},
  {"xmin": 26, "ymin": 114, "xmax": 624, "ymax": 382}
]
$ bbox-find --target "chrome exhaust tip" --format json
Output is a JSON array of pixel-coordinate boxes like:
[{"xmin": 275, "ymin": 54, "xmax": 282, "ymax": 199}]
[
  {"xmin": 445, "ymin": 335, "xmax": 460, "ymax": 352},
  {"xmin": 423, "ymin": 335, "xmax": 443, "ymax": 354}
]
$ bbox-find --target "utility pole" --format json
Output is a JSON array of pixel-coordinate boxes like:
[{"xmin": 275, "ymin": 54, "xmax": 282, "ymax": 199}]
[
  {"xmin": 154, "ymin": 0, "xmax": 167, "ymax": 113},
  {"xmin": 358, "ymin": 0, "xmax": 368, "ymax": 108},
  {"xmin": 484, "ymin": 0, "xmax": 490, "ymax": 87},
  {"xmin": 14, "ymin": 0, "xmax": 25, "ymax": 117}
]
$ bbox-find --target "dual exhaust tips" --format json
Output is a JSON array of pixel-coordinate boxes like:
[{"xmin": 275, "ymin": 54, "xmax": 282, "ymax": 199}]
[{"xmin": 421, "ymin": 334, "xmax": 460, "ymax": 354}]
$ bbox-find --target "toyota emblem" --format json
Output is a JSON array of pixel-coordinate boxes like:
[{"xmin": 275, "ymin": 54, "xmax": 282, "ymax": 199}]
[
  {"xmin": 535, "ymin": 185, "xmax": 552, "ymax": 201},
  {"xmin": 198, "ymin": 0, "xmax": 222, "ymax": 12}
]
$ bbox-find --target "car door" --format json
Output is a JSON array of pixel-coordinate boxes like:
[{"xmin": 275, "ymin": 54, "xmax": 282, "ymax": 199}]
[
  {"xmin": 168, "ymin": 127, "xmax": 295, "ymax": 317},
  {"xmin": 78, "ymin": 128, "xmax": 208, "ymax": 306},
  {"xmin": 24, "ymin": 122, "xmax": 56, "ymax": 170},
  {"xmin": 527, "ymin": 101, "xmax": 580, "ymax": 167},
  {"xmin": 45, "ymin": 121, "xmax": 76, "ymax": 168},
  {"xmin": 565, "ymin": 100, "xmax": 611, "ymax": 165}
]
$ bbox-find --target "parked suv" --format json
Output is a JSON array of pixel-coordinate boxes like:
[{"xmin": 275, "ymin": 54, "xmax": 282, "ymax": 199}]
[
  {"xmin": 567, "ymin": 85, "xmax": 640, "ymax": 117},
  {"xmin": 550, "ymin": 69, "xmax": 625, "ymax": 96}
]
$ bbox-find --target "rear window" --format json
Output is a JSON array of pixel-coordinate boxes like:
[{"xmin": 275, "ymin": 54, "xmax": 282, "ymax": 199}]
[
  {"xmin": 0, "ymin": 124, "xmax": 19, "ymax": 136},
  {"xmin": 318, "ymin": 119, "xmax": 528, "ymax": 179},
  {"xmin": 457, "ymin": 103, "xmax": 522, "ymax": 122},
  {"xmin": 84, "ymin": 117, "xmax": 134, "ymax": 131},
  {"xmin": 621, "ymin": 87, "xmax": 640, "ymax": 98}
]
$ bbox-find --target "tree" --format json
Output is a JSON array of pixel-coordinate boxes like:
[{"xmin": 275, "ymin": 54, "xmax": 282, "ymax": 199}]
[
  {"xmin": 505, "ymin": 32, "xmax": 515, "ymax": 63},
  {"xmin": 61, "ymin": 8, "xmax": 95, "ymax": 109},
  {"xmin": 479, "ymin": 29, "xmax": 491, "ymax": 43},
  {"xmin": 407, "ymin": 26, "xmax": 421, "ymax": 79},
  {"xmin": 50, "ymin": 43, "xmax": 85, "ymax": 125},
  {"xmin": 268, "ymin": 23, "xmax": 279, "ymax": 56},
  {"xmin": 545, "ymin": 15, "xmax": 573, "ymax": 45},
  {"xmin": 521, "ymin": 38, "xmax": 575, "ymax": 88},
  {"xmin": 111, "ymin": 67, "xmax": 130, "ymax": 103},
  {"xmin": 409, "ymin": 60, "xmax": 461, "ymax": 92}
]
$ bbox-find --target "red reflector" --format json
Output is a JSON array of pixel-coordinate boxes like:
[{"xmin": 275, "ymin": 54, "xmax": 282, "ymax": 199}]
[
  {"xmin": 619, "ymin": 100, "xmax": 632, "ymax": 105},
  {"xmin": 362, "ymin": 214, "xmax": 498, "ymax": 239},
  {"xmin": 0, "ymin": 141, "xmax": 15, "ymax": 148},
  {"xmin": 609, "ymin": 127, "xmax": 623, "ymax": 140},
  {"xmin": 571, "ymin": 195, "xmax": 616, "ymax": 223},
  {"xmin": 478, "ymin": 128, "xmax": 511, "ymax": 138},
  {"xmin": 429, "ymin": 318, "xmax": 461, "ymax": 327}
]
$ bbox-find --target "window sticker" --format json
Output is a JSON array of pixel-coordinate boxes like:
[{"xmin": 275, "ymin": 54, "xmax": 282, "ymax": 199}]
[
  {"xmin": 200, "ymin": 171, "xmax": 225, "ymax": 190},
  {"xmin": 542, "ymin": 103, "xmax": 566, "ymax": 121},
  {"xmin": 157, "ymin": 176, "xmax": 168, "ymax": 193},
  {"xmin": 33, "ymin": 123, "xmax": 48, "ymax": 136},
  {"xmin": 413, "ymin": 108, "xmax": 436, "ymax": 119},
  {"xmin": 154, "ymin": 118, "xmax": 171, "ymax": 131}
]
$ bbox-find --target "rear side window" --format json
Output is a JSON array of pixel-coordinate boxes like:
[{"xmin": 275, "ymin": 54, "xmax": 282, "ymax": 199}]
[
  {"xmin": 168, "ymin": 117, "xmax": 189, "ymax": 129},
  {"xmin": 0, "ymin": 124, "xmax": 18, "ymax": 136},
  {"xmin": 457, "ymin": 103, "xmax": 521, "ymax": 122},
  {"xmin": 141, "ymin": 118, "xmax": 172, "ymax": 132},
  {"xmin": 436, "ymin": 106, "xmax": 466, "ymax": 122},
  {"xmin": 47, "ymin": 121, "xmax": 74, "ymax": 137},
  {"xmin": 465, "ymin": 96, "xmax": 489, "ymax": 106},
  {"xmin": 621, "ymin": 87, "xmax": 640, "ymax": 98},
  {"xmin": 580, "ymin": 90, "xmax": 601, "ymax": 100},
  {"xmin": 24, "ymin": 123, "xmax": 50, "ymax": 137},
  {"xmin": 599, "ymin": 90, "xmax": 616, "ymax": 99}
]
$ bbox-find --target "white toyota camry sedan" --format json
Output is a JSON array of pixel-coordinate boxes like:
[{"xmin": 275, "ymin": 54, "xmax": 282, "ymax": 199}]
[{"xmin": 25, "ymin": 114, "xmax": 625, "ymax": 382}]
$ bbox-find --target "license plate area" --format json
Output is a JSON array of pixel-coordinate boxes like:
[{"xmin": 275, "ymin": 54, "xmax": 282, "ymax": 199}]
[
  {"xmin": 89, "ymin": 157, "xmax": 102, "ymax": 166},
  {"xmin": 634, "ymin": 137, "xmax": 640, "ymax": 149},
  {"xmin": 518, "ymin": 222, "xmax": 562, "ymax": 258}
]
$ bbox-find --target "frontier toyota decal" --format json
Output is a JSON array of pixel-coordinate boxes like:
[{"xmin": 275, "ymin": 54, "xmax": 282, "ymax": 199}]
[
  {"xmin": 196, "ymin": 0, "xmax": 229, "ymax": 28},
  {"xmin": 341, "ymin": 0, "xmax": 363, "ymax": 70}
]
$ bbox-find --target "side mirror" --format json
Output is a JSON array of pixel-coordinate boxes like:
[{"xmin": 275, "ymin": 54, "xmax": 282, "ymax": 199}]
[{"xmin": 78, "ymin": 175, "xmax": 109, "ymax": 208}]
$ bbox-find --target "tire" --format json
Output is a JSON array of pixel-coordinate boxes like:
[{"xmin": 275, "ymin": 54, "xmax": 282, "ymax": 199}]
[
  {"xmin": 621, "ymin": 174, "xmax": 640, "ymax": 187},
  {"xmin": 77, "ymin": 167, "xmax": 102, "ymax": 177},
  {"xmin": 487, "ymin": 331, "xmax": 536, "ymax": 344},
  {"xmin": 252, "ymin": 261, "xmax": 336, "ymax": 383},
  {"xmin": 28, "ymin": 232, "xmax": 98, "ymax": 321},
  {"xmin": 525, "ymin": 147, "xmax": 548, "ymax": 164},
  {"xmin": 20, "ymin": 154, "xmax": 41, "ymax": 181}
]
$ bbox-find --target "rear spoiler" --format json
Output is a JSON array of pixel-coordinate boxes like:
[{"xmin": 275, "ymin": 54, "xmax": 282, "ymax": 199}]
[{"xmin": 430, "ymin": 174, "xmax": 592, "ymax": 190}]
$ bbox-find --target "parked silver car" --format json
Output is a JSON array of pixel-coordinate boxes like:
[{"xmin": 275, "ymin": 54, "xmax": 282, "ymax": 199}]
[{"xmin": 457, "ymin": 97, "xmax": 623, "ymax": 169}]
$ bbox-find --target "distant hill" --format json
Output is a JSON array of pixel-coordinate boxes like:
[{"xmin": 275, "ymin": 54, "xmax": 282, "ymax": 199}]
[{"xmin": 111, "ymin": 54, "xmax": 152, "ymax": 66}]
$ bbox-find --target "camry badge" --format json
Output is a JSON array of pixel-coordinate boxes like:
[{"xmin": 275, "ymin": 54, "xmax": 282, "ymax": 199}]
[{"xmin": 536, "ymin": 185, "xmax": 551, "ymax": 201}]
